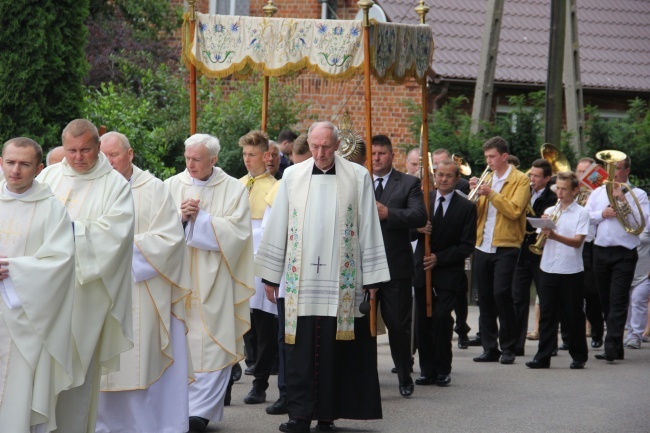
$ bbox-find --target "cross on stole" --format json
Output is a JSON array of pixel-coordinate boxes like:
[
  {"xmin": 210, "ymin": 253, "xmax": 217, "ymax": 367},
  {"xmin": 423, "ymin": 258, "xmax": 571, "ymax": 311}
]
[{"xmin": 310, "ymin": 256, "xmax": 327, "ymax": 274}]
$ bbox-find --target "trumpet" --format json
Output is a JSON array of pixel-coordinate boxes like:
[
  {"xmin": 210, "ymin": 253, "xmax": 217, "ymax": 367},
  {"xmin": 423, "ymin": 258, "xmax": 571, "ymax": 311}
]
[
  {"xmin": 468, "ymin": 166, "xmax": 493, "ymax": 203},
  {"xmin": 529, "ymin": 199, "xmax": 562, "ymax": 255}
]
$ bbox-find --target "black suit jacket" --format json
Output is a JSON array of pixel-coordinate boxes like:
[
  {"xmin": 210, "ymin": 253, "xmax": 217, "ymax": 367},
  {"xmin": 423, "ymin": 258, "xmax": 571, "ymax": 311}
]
[
  {"xmin": 519, "ymin": 186, "xmax": 557, "ymax": 263},
  {"xmin": 411, "ymin": 191, "xmax": 476, "ymax": 290},
  {"xmin": 377, "ymin": 170, "xmax": 427, "ymax": 280},
  {"xmin": 456, "ymin": 177, "xmax": 470, "ymax": 195}
]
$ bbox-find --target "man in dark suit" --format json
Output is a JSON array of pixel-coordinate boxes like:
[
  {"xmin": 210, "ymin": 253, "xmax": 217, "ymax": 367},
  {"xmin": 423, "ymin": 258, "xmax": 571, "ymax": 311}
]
[
  {"xmin": 277, "ymin": 130, "xmax": 297, "ymax": 175},
  {"xmin": 511, "ymin": 158, "xmax": 557, "ymax": 356},
  {"xmin": 372, "ymin": 134, "xmax": 427, "ymax": 398},
  {"xmin": 414, "ymin": 159, "xmax": 477, "ymax": 387}
]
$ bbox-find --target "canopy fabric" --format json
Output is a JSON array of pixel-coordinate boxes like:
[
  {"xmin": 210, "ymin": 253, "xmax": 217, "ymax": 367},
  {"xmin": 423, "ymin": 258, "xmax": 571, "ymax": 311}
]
[{"xmin": 183, "ymin": 13, "xmax": 433, "ymax": 84}]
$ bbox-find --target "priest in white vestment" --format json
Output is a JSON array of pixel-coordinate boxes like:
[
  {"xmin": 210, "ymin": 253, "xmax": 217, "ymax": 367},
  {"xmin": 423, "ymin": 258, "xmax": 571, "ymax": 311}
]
[
  {"xmin": 95, "ymin": 132, "xmax": 193, "ymax": 433},
  {"xmin": 256, "ymin": 121, "xmax": 390, "ymax": 433},
  {"xmin": 238, "ymin": 130, "xmax": 278, "ymax": 405},
  {"xmin": 165, "ymin": 133, "xmax": 254, "ymax": 433},
  {"xmin": 37, "ymin": 120, "xmax": 135, "ymax": 433},
  {"xmin": 0, "ymin": 137, "xmax": 76, "ymax": 432}
]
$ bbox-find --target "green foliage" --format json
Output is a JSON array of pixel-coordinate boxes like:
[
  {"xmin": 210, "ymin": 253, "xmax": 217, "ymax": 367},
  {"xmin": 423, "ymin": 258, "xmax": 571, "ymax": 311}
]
[
  {"xmin": 405, "ymin": 91, "xmax": 577, "ymax": 172},
  {"xmin": 198, "ymin": 77, "xmax": 310, "ymax": 179},
  {"xmin": 89, "ymin": 0, "xmax": 181, "ymax": 39},
  {"xmin": 0, "ymin": 0, "xmax": 89, "ymax": 150},
  {"xmin": 584, "ymin": 98, "xmax": 650, "ymax": 187},
  {"xmin": 82, "ymin": 59, "xmax": 308, "ymax": 180}
]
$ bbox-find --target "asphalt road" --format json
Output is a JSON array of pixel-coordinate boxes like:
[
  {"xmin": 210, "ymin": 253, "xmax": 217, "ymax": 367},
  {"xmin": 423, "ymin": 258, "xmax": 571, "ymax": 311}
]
[{"xmin": 211, "ymin": 306, "xmax": 649, "ymax": 433}]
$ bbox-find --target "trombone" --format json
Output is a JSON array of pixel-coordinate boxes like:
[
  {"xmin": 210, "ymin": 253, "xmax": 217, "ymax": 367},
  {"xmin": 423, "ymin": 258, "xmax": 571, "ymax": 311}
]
[
  {"xmin": 468, "ymin": 166, "xmax": 493, "ymax": 203},
  {"xmin": 596, "ymin": 150, "xmax": 646, "ymax": 235}
]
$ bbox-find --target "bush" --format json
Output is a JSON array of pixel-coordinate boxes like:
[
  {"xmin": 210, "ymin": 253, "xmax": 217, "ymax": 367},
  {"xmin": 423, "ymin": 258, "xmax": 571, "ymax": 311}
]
[{"xmin": 0, "ymin": 0, "xmax": 89, "ymax": 149}]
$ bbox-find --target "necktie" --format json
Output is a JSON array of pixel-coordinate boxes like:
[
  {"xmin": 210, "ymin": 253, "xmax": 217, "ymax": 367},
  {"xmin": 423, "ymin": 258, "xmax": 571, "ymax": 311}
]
[
  {"xmin": 375, "ymin": 178, "xmax": 384, "ymax": 201},
  {"xmin": 434, "ymin": 196, "xmax": 445, "ymax": 221}
]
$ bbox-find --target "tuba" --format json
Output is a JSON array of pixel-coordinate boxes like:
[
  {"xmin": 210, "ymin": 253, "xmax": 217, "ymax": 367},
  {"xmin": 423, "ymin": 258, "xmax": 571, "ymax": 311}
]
[
  {"xmin": 452, "ymin": 154, "xmax": 472, "ymax": 177},
  {"xmin": 596, "ymin": 150, "xmax": 646, "ymax": 235},
  {"xmin": 468, "ymin": 166, "xmax": 493, "ymax": 203}
]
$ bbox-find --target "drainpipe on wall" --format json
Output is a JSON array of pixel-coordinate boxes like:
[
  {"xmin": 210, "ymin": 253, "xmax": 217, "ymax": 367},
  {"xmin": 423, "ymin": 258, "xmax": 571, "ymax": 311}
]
[{"xmin": 320, "ymin": 0, "xmax": 328, "ymax": 20}]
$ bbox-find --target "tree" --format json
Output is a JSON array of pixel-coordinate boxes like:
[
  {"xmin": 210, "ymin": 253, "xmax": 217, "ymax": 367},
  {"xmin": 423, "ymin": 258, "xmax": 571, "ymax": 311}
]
[{"xmin": 0, "ymin": 0, "xmax": 89, "ymax": 148}]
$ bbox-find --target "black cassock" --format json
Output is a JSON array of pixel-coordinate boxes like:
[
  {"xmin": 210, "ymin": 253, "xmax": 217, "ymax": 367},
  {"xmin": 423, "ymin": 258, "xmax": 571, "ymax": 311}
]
[{"xmin": 285, "ymin": 314, "xmax": 382, "ymax": 421}]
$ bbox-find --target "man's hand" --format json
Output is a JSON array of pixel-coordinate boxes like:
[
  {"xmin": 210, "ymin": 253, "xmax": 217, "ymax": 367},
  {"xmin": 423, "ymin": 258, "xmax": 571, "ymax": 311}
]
[
  {"xmin": 417, "ymin": 221, "xmax": 432, "ymax": 235},
  {"xmin": 540, "ymin": 227, "xmax": 553, "ymax": 238},
  {"xmin": 265, "ymin": 284, "xmax": 279, "ymax": 304},
  {"xmin": 469, "ymin": 177, "xmax": 479, "ymax": 189},
  {"xmin": 0, "ymin": 256, "xmax": 9, "ymax": 281},
  {"xmin": 602, "ymin": 205, "xmax": 617, "ymax": 219},
  {"xmin": 423, "ymin": 253, "xmax": 437, "ymax": 271},
  {"xmin": 477, "ymin": 183, "xmax": 492, "ymax": 197},
  {"xmin": 376, "ymin": 201, "xmax": 389, "ymax": 220},
  {"xmin": 181, "ymin": 198, "xmax": 200, "ymax": 223}
]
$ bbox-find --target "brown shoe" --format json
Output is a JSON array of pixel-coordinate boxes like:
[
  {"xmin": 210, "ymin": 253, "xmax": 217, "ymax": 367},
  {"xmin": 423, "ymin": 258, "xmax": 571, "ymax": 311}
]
[{"xmin": 526, "ymin": 331, "xmax": 539, "ymax": 341}]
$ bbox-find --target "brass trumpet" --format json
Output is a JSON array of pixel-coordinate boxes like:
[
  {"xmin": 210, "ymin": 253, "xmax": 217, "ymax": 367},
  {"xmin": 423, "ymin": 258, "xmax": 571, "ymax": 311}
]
[
  {"xmin": 468, "ymin": 166, "xmax": 493, "ymax": 203},
  {"xmin": 529, "ymin": 199, "xmax": 562, "ymax": 255},
  {"xmin": 596, "ymin": 150, "xmax": 646, "ymax": 235}
]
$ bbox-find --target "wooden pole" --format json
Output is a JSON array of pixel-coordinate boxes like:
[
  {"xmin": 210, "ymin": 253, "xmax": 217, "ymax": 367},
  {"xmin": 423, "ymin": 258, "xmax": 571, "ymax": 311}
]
[
  {"xmin": 358, "ymin": 0, "xmax": 376, "ymax": 336},
  {"xmin": 188, "ymin": 0, "xmax": 198, "ymax": 135},
  {"xmin": 416, "ymin": 1, "xmax": 432, "ymax": 317},
  {"xmin": 261, "ymin": 1, "xmax": 278, "ymax": 132},
  {"xmin": 544, "ymin": 0, "xmax": 567, "ymax": 147}
]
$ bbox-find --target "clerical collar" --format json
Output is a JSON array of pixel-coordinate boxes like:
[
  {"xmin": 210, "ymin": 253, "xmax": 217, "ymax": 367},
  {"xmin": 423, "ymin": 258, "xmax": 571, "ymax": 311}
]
[
  {"xmin": 312, "ymin": 163, "xmax": 336, "ymax": 175},
  {"xmin": 3, "ymin": 180, "xmax": 38, "ymax": 198},
  {"xmin": 192, "ymin": 167, "xmax": 217, "ymax": 186}
]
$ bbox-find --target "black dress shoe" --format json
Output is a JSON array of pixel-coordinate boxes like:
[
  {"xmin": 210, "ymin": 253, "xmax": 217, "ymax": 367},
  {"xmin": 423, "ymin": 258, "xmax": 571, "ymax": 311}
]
[
  {"xmin": 458, "ymin": 336, "xmax": 469, "ymax": 349},
  {"xmin": 591, "ymin": 338, "xmax": 603, "ymax": 348},
  {"xmin": 525, "ymin": 359, "xmax": 550, "ymax": 369},
  {"xmin": 189, "ymin": 416, "xmax": 209, "ymax": 433},
  {"xmin": 500, "ymin": 350, "xmax": 516, "ymax": 365},
  {"xmin": 316, "ymin": 421, "xmax": 336, "ymax": 431},
  {"xmin": 473, "ymin": 351, "xmax": 501, "ymax": 362},
  {"xmin": 266, "ymin": 396, "xmax": 288, "ymax": 415},
  {"xmin": 558, "ymin": 343, "xmax": 570, "ymax": 351},
  {"xmin": 551, "ymin": 347, "xmax": 558, "ymax": 357},
  {"xmin": 415, "ymin": 375, "xmax": 436, "ymax": 385},
  {"xmin": 399, "ymin": 383, "xmax": 414, "ymax": 397},
  {"xmin": 436, "ymin": 374, "xmax": 451, "ymax": 387},
  {"xmin": 279, "ymin": 418, "xmax": 311, "ymax": 433},
  {"xmin": 243, "ymin": 386, "xmax": 266, "ymax": 404},
  {"xmin": 595, "ymin": 346, "xmax": 623, "ymax": 362},
  {"xmin": 231, "ymin": 363, "xmax": 242, "ymax": 382},
  {"xmin": 570, "ymin": 361, "xmax": 586, "ymax": 369},
  {"xmin": 467, "ymin": 336, "xmax": 482, "ymax": 347},
  {"xmin": 245, "ymin": 364, "xmax": 255, "ymax": 375},
  {"xmin": 391, "ymin": 366, "xmax": 414, "ymax": 373}
]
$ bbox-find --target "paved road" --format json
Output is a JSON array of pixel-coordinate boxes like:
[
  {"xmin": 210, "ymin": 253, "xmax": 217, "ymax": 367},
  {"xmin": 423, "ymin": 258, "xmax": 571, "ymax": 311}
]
[{"xmin": 212, "ymin": 306, "xmax": 649, "ymax": 433}]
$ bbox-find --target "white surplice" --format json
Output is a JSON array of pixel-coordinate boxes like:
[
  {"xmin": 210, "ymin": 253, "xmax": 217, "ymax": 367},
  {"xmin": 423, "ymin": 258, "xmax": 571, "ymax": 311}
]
[
  {"xmin": 165, "ymin": 167, "xmax": 254, "ymax": 422},
  {"xmin": 37, "ymin": 153, "xmax": 135, "ymax": 433},
  {"xmin": 0, "ymin": 180, "xmax": 75, "ymax": 432},
  {"xmin": 96, "ymin": 166, "xmax": 193, "ymax": 433}
]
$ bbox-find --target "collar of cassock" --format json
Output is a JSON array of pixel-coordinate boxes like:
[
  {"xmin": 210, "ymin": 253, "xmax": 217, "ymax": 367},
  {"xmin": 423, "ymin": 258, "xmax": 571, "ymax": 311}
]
[{"xmin": 312, "ymin": 163, "xmax": 336, "ymax": 175}]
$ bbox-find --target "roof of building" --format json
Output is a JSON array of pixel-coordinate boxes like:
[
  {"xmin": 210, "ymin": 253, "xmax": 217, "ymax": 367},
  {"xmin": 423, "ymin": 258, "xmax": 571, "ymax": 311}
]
[{"xmin": 376, "ymin": 0, "xmax": 650, "ymax": 92}]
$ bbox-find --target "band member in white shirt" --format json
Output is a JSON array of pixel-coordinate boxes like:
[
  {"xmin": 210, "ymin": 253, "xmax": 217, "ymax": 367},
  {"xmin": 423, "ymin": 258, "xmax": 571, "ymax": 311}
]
[{"xmin": 526, "ymin": 172, "xmax": 590, "ymax": 369}]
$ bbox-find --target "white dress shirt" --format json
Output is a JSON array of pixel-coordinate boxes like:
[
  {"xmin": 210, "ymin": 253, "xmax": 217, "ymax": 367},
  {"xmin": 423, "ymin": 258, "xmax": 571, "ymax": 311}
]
[
  {"xmin": 540, "ymin": 201, "xmax": 590, "ymax": 274},
  {"xmin": 585, "ymin": 185, "xmax": 650, "ymax": 250},
  {"xmin": 477, "ymin": 164, "xmax": 513, "ymax": 253},
  {"xmin": 434, "ymin": 190, "xmax": 455, "ymax": 216}
]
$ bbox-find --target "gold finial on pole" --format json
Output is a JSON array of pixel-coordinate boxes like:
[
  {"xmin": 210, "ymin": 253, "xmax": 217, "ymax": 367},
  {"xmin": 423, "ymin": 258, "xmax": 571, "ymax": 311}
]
[
  {"xmin": 415, "ymin": 1, "xmax": 430, "ymax": 24},
  {"xmin": 263, "ymin": 0, "xmax": 278, "ymax": 17},
  {"xmin": 187, "ymin": 0, "xmax": 197, "ymax": 21},
  {"xmin": 357, "ymin": 0, "xmax": 374, "ymax": 27}
]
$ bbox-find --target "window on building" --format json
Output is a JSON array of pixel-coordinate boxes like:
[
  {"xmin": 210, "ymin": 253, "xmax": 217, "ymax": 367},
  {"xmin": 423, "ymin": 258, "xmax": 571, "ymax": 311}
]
[{"xmin": 208, "ymin": 0, "xmax": 250, "ymax": 15}]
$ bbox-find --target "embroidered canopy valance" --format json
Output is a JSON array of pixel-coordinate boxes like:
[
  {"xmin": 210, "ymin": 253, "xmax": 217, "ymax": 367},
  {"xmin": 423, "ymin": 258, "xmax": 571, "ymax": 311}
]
[{"xmin": 183, "ymin": 13, "xmax": 434, "ymax": 84}]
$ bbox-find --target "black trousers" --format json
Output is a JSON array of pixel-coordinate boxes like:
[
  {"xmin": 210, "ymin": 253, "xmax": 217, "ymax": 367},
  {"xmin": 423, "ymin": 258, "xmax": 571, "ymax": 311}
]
[
  {"xmin": 474, "ymin": 248, "xmax": 519, "ymax": 353},
  {"xmin": 535, "ymin": 271, "xmax": 588, "ymax": 363},
  {"xmin": 511, "ymin": 246, "xmax": 543, "ymax": 354},
  {"xmin": 594, "ymin": 245, "xmax": 638, "ymax": 355},
  {"xmin": 378, "ymin": 278, "xmax": 413, "ymax": 385},
  {"xmin": 582, "ymin": 242, "xmax": 604, "ymax": 340},
  {"xmin": 276, "ymin": 298, "xmax": 286, "ymax": 397},
  {"xmin": 453, "ymin": 274, "xmax": 470, "ymax": 337},
  {"xmin": 251, "ymin": 308, "xmax": 278, "ymax": 390}
]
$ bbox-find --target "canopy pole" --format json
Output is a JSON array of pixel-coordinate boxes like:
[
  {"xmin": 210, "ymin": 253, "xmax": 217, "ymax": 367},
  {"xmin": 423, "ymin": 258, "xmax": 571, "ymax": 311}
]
[
  {"xmin": 188, "ymin": 0, "xmax": 198, "ymax": 135},
  {"xmin": 416, "ymin": 1, "xmax": 432, "ymax": 318},
  {"xmin": 261, "ymin": 1, "xmax": 278, "ymax": 132},
  {"xmin": 358, "ymin": 0, "xmax": 376, "ymax": 337}
]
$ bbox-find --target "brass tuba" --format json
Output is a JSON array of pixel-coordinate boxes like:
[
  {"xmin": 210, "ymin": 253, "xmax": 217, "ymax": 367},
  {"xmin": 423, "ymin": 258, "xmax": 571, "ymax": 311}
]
[
  {"xmin": 541, "ymin": 143, "xmax": 571, "ymax": 173},
  {"xmin": 451, "ymin": 154, "xmax": 472, "ymax": 177},
  {"xmin": 596, "ymin": 150, "xmax": 646, "ymax": 235}
]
